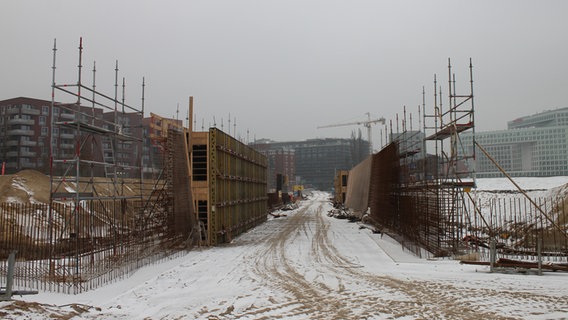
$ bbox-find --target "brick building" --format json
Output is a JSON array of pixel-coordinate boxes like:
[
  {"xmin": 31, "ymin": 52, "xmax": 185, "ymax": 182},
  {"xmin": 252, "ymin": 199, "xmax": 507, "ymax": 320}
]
[{"xmin": 0, "ymin": 96, "xmax": 175, "ymax": 177}]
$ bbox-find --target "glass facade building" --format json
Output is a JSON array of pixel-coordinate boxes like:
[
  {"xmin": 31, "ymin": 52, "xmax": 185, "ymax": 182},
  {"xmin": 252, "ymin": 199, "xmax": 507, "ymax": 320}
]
[{"xmin": 462, "ymin": 107, "xmax": 568, "ymax": 177}]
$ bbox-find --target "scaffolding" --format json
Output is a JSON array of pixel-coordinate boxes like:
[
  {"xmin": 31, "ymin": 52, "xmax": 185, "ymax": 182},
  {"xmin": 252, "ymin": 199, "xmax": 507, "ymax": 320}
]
[
  {"xmin": 423, "ymin": 59, "xmax": 476, "ymax": 253},
  {"xmin": 368, "ymin": 59, "xmax": 477, "ymax": 257},
  {"xmin": 48, "ymin": 38, "xmax": 147, "ymax": 292},
  {"xmin": 50, "ymin": 38, "xmax": 145, "ymax": 199},
  {"xmin": 421, "ymin": 58, "xmax": 477, "ymax": 255}
]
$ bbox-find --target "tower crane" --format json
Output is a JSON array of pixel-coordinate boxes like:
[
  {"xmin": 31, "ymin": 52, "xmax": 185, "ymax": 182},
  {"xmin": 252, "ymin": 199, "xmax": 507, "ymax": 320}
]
[{"xmin": 317, "ymin": 112, "xmax": 386, "ymax": 153}]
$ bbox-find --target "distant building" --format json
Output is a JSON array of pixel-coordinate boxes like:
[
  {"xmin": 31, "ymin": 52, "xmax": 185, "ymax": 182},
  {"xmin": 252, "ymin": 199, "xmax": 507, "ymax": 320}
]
[
  {"xmin": 462, "ymin": 107, "xmax": 568, "ymax": 177},
  {"xmin": 252, "ymin": 142, "xmax": 295, "ymax": 192},
  {"xmin": 271, "ymin": 149, "xmax": 295, "ymax": 192},
  {"xmin": 252, "ymin": 137, "xmax": 369, "ymax": 191},
  {"xmin": 141, "ymin": 113, "xmax": 184, "ymax": 179},
  {"xmin": 0, "ymin": 97, "xmax": 99, "ymax": 173},
  {"xmin": 0, "ymin": 96, "xmax": 177, "ymax": 176}
]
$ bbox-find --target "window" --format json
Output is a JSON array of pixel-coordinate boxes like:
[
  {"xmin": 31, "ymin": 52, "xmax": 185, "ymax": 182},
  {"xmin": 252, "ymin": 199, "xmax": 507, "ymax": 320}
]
[
  {"xmin": 192, "ymin": 145, "xmax": 208, "ymax": 181},
  {"xmin": 42, "ymin": 106, "xmax": 49, "ymax": 115},
  {"xmin": 39, "ymin": 116, "xmax": 46, "ymax": 125},
  {"xmin": 41, "ymin": 127, "xmax": 48, "ymax": 136}
]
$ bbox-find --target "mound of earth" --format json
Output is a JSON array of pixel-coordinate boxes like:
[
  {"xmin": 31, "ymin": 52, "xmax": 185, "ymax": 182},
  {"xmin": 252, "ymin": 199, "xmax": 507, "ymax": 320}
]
[
  {"xmin": 0, "ymin": 170, "xmax": 51, "ymax": 204},
  {"xmin": 0, "ymin": 169, "xmax": 158, "ymax": 206}
]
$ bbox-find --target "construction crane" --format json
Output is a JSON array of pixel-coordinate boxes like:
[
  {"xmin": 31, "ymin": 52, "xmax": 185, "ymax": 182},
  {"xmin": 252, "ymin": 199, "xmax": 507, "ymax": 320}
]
[{"xmin": 317, "ymin": 112, "xmax": 386, "ymax": 153}]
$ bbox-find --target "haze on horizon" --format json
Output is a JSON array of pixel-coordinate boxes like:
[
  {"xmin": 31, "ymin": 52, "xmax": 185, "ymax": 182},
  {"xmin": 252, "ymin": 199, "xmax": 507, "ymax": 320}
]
[{"xmin": 1, "ymin": 0, "xmax": 567, "ymax": 148}]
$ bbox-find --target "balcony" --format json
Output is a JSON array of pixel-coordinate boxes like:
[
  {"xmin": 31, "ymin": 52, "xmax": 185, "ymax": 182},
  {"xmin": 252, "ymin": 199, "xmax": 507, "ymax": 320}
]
[
  {"xmin": 5, "ymin": 162, "xmax": 17, "ymax": 169},
  {"xmin": 59, "ymin": 133, "xmax": 75, "ymax": 139},
  {"xmin": 5, "ymin": 140, "xmax": 19, "ymax": 147},
  {"xmin": 58, "ymin": 113, "xmax": 76, "ymax": 120},
  {"xmin": 58, "ymin": 153, "xmax": 75, "ymax": 158},
  {"xmin": 20, "ymin": 162, "xmax": 38, "ymax": 169},
  {"xmin": 8, "ymin": 118, "xmax": 35, "ymax": 125},
  {"xmin": 20, "ymin": 151, "xmax": 37, "ymax": 157},
  {"xmin": 21, "ymin": 140, "xmax": 37, "ymax": 147},
  {"xmin": 6, "ymin": 151, "xmax": 18, "ymax": 157},
  {"xmin": 59, "ymin": 143, "xmax": 75, "ymax": 149},
  {"xmin": 7, "ymin": 129, "xmax": 34, "ymax": 136},
  {"xmin": 21, "ymin": 108, "xmax": 40, "ymax": 116}
]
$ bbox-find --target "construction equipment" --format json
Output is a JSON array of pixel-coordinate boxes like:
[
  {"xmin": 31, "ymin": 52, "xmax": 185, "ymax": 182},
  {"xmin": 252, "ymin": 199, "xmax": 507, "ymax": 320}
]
[{"xmin": 317, "ymin": 112, "xmax": 386, "ymax": 153}]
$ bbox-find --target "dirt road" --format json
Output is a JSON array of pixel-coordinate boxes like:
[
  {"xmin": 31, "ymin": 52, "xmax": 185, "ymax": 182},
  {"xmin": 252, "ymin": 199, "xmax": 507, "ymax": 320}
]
[
  {"xmin": 194, "ymin": 192, "xmax": 566, "ymax": 319},
  {"xmin": 4, "ymin": 191, "xmax": 567, "ymax": 319}
]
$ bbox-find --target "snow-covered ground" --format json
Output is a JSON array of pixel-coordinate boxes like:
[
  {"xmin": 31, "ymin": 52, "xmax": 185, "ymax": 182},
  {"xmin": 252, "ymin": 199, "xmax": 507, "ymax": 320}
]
[{"xmin": 2, "ymin": 182, "xmax": 568, "ymax": 319}]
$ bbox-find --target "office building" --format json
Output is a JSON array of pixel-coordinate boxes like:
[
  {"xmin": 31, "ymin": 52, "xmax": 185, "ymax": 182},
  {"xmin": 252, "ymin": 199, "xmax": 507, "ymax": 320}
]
[
  {"xmin": 462, "ymin": 107, "xmax": 568, "ymax": 177},
  {"xmin": 252, "ymin": 137, "xmax": 369, "ymax": 191}
]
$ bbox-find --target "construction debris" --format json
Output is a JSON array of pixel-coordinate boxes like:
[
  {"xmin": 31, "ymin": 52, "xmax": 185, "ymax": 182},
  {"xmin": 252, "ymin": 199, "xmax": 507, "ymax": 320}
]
[{"xmin": 460, "ymin": 258, "xmax": 568, "ymax": 272}]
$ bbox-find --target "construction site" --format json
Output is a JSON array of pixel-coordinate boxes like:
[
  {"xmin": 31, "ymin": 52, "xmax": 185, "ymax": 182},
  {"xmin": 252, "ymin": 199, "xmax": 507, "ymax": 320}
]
[
  {"xmin": 338, "ymin": 59, "xmax": 568, "ymax": 271},
  {"xmin": 0, "ymin": 39, "xmax": 268, "ymax": 294},
  {"xmin": 1, "ymin": 40, "xmax": 567, "ymax": 301}
]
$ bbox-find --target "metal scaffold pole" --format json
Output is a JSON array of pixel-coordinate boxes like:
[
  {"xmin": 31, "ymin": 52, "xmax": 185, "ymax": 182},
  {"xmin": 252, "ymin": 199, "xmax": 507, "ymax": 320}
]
[{"xmin": 48, "ymin": 38, "xmax": 148, "ymax": 293}]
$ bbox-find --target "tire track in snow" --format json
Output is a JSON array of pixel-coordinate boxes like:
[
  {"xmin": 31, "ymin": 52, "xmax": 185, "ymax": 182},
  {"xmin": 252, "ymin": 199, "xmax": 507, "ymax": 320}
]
[{"xmin": 237, "ymin": 193, "xmax": 526, "ymax": 319}]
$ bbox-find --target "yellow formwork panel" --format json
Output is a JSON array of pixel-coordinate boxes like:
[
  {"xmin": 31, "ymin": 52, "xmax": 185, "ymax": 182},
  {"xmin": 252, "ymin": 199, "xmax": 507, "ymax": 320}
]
[{"xmin": 208, "ymin": 128, "xmax": 267, "ymax": 245}]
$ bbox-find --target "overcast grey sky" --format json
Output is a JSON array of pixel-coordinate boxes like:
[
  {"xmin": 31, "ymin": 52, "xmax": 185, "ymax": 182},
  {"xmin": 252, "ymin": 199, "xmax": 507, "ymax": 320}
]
[{"xmin": 1, "ymin": 1, "xmax": 567, "ymax": 147}]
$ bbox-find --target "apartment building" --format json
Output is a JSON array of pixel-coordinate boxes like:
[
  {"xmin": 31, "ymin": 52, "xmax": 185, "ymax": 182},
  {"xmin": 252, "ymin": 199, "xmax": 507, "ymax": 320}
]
[
  {"xmin": 0, "ymin": 97, "xmax": 175, "ymax": 177},
  {"xmin": 0, "ymin": 97, "xmax": 101, "ymax": 173}
]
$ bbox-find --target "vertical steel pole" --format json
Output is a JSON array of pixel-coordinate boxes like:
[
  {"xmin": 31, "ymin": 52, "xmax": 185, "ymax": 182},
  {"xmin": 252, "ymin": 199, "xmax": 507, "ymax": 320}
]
[
  {"xmin": 3, "ymin": 251, "xmax": 16, "ymax": 300},
  {"xmin": 469, "ymin": 59, "xmax": 476, "ymax": 186},
  {"xmin": 489, "ymin": 238, "xmax": 496, "ymax": 273},
  {"xmin": 537, "ymin": 235, "xmax": 543, "ymax": 276},
  {"xmin": 75, "ymin": 38, "xmax": 84, "ymax": 290},
  {"xmin": 48, "ymin": 39, "xmax": 57, "ymax": 273}
]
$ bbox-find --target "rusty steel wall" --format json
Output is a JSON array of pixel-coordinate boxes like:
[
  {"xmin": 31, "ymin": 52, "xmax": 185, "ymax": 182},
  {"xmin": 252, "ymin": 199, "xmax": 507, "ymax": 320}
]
[
  {"xmin": 363, "ymin": 62, "xmax": 567, "ymax": 260},
  {"xmin": 166, "ymin": 129, "xmax": 196, "ymax": 244},
  {"xmin": 344, "ymin": 156, "xmax": 372, "ymax": 214},
  {"xmin": 368, "ymin": 142, "xmax": 450, "ymax": 257},
  {"xmin": 366, "ymin": 140, "xmax": 567, "ymax": 258},
  {"xmin": 368, "ymin": 143, "xmax": 400, "ymax": 229}
]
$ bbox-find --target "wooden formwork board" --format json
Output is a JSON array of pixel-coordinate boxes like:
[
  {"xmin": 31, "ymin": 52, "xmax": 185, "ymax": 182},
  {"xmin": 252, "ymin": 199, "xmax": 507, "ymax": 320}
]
[{"xmin": 191, "ymin": 129, "xmax": 267, "ymax": 246}]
